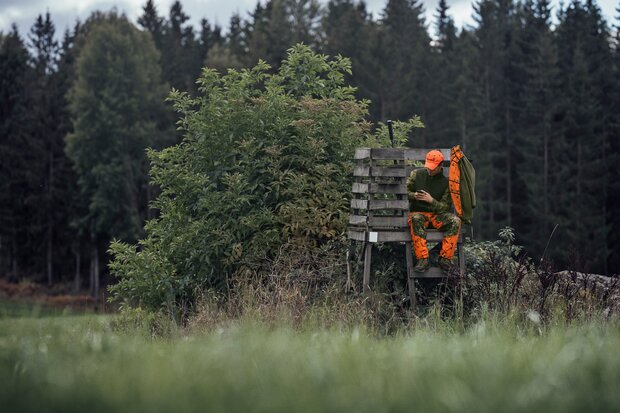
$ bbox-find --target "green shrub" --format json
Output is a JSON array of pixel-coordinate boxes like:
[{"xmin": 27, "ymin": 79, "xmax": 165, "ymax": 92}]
[{"xmin": 108, "ymin": 45, "xmax": 422, "ymax": 318}]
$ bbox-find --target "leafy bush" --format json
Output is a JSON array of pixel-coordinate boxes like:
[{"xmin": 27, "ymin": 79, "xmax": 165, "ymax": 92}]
[
  {"xmin": 109, "ymin": 45, "xmax": 420, "ymax": 317},
  {"xmin": 460, "ymin": 227, "xmax": 620, "ymax": 323}
]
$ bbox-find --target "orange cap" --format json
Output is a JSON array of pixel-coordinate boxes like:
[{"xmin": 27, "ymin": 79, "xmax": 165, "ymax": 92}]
[{"xmin": 424, "ymin": 150, "xmax": 444, "ymax": 170}]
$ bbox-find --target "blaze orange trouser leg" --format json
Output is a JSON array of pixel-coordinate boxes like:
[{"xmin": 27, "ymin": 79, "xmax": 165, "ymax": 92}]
[{"xmin": 408, "ymin": 212, "xmax": 462, "ymax": 260}]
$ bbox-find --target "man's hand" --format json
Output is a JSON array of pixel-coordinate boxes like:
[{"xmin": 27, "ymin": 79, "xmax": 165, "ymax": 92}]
[{"xmin": 414, "ymin": 190, "xmax": 434, "ymax": 204}]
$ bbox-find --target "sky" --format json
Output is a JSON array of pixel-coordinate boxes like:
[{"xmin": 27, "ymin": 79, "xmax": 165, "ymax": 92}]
[{"xmin": 0, "ymin": 0, "xmax": 618, "ymax": 40}]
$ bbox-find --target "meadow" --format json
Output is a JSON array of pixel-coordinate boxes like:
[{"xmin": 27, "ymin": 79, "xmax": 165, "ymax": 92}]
[{"xmin": 1, "ymin": 301, "xmax": 619, "ymax": 413}]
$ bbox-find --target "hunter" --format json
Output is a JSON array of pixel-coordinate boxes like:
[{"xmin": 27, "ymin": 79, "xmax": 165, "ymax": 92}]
[{"xmin": 407, "ymin": 149, "xmax": 462, "ymax": 272}]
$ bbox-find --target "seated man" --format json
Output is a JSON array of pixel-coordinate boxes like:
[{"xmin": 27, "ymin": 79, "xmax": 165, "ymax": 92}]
[{"xmin": 407, "ymin": 149, "xmax": 461, "ymax": 272}]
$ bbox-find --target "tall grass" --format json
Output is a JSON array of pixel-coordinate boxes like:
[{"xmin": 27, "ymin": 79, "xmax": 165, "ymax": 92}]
[{"xmin": 1, "ymin": 312, "xmax": 619, "ymax": 412}]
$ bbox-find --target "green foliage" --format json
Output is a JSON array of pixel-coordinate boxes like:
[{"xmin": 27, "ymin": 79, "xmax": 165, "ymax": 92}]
[
  {"xmin": 109, "ymin": 45, "xmax": 390, "ymax": 315},
  {"xmin": 66, "ymin": 13, "xmax": 168, "ymax": 242},
  {"xmin": 368, "ymin": 118, "xmax": 425, "ymax": 148},
  {"xmin": 2, "ymin": 314, "xmax": 620, "ymax": 412}
]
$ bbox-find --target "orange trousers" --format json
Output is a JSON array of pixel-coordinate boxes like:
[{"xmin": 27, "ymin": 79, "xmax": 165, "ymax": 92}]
[{"xmin": 407, "ymin": 211, "xmax": 461, "ymax": 260}]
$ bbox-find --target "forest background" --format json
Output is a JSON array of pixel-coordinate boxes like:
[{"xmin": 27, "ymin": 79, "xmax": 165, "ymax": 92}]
[{"xmin": 1, "ymin": 0, "xmax": 619, "ymax": 298}]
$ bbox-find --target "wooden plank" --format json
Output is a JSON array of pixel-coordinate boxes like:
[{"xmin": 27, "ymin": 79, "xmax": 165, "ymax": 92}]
[
  {"xmin": 413, "ymin": 267, "xmax": 449, "ymax": 279},
  {"xmin": 352, "ymin": 182, "xmax": 368, "ymax": 194},
  {"xmin": 354, "ymin": 148, "xmax": 452, "ymax": 162},
  {"xmin": 426, "ymin": 231, "xmax": 443, "ymax": 242},
  {"xmin": 354, "ymin": 148, "xmax": 371, "ymax": 160},
  {"xmin": 404, "ymin": 166, "xmax": 448, "ymax": 177},
  {"xmin": 349, "ymin": 215, "xmax": 367, "ymax": 226},
  {"xmin": 369, "ymin": 200, "xmax": 409, "ymax": 210},
  {"xmin": 371, "ymin": 166, "xmax": 407, "ymax": 178},
  {"xmin": 350, "ymin": 199, "xmax": 409, "ymax": 210},
  {"xmin": 353, "ymin": 165, "xmax": 370, "ymax": 177},
  {"xmin": 353, "ymin": 166, "xmax": 407, "ymax": 178},
  {"xmin": 369, "ymin": 216, "xmax": 408, "ymax": 228},
  {"xmin": 369, "ymin": 148, "xmax": 406, "ymax": 160},
  {"xmin": 348, "ymin": 229, "xmax": 410, "ymax": 242},
  {"xmin": 370, "ymin": 183, "xmax": 407, "ymax": 194},
  {"xmin": 425, "ymin": 229, "xmax": 463, "ymax": 242},
  {"xmin": 350, "ymin": 199, "xmax": 367, "ymax": 210},
  {"xmin": 404, "ymin": 148, "xmax": 451, "ymax": 161},
  {"xmin": 375, "ymin": 231, "xmax": 411, "ymax": 242},
  {"xmin": 348, "ymin": 229, "xmax": 366, "ymax": 241},
  {"xmin": 349, "ymin": 216, "xmax": 408, "ymax": 229}
]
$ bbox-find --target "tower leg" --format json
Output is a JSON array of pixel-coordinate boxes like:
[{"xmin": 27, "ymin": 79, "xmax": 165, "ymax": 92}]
[
  {"xmin": 405, "ymin": 242, "xmax": 417, "ymax": 311},
  {"xmin": 363, "ymin": 243, "xmax": 372, "ymax": 294}
]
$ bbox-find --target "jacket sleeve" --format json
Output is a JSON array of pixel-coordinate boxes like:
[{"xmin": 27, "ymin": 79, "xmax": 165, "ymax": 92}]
[
  {"xmin": 407, "ymin": 169, "xmax": 418, "ymax": 202},
  {"xmin": 430, "ymin": 186, "xmax": 451, "ymax": 213}
]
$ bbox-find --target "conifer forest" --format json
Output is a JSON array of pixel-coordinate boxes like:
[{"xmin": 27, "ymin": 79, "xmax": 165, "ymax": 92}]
[{"xmin": 1, "ymin": 0, "xmax": 619, "ymax": 299}]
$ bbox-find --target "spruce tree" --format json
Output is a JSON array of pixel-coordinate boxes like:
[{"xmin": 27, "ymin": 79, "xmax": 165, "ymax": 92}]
[
  {"xmin": 227, "ymin": 13, "xmax": 249, "ymax": 65},
  {"xmin": 27, "ymin": 13, "xmax": 64, "ymax": 285},
  {"xmin": 66, "ymin": 13, "xmax": 168, "ymax": 297},
  {"xmin": 376, "ymin": 0, "xmax": 431, "ymax": 130},
  {"xmin": 245, "ymin": 0, "xmax": 321, "ymax": 67},
  {"xmin": 160, "ymin": 1, "xmax": 197, "ymax": 92},
  {"xmin": 513, "ymin": 0, "xmax": 561, "ymax": 258},
  {"xmin": 138, "ymin": 0, "xmax": 164, "ymax": 49},
  {"xmin": 554, "ymin": 0, "xmax": 613, "ymax": 272},
  {"xmin": 467, "ymin": 0, "xmax": 519, "ymax": 239},
  {"xmin": 608, "ymin": 3, "xmax": 620, "ymax": 273},
  {"xmin": 321, "ymin": 0, "xmax": 377, "ymax": 116},
  {"xmin": 424, "ymin": 0, "xmax": 461, "ymax": 148},
  {"xmin": 0, "ymin": 26, "xmax": 32, "ymax": 279}
]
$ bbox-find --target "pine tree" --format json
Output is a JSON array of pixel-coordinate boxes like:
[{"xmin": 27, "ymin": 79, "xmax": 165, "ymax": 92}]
[
  {"xmin": 0, "ymin": 26, "xmax": 32, "ymax": 278},
  {"xmin": 160, "ymin": 1, "xmax": 196, "ymax": 92},
  {"xmin": 554, "ymin": 0, "xmax": 614, "ymax": 272},
  {"xmin": 138, "ymin": 0, "xmax": 164, "ymax": 49},
  {"xmin": 376, "ymin": 0, "xmax": 431, "ymax": 129},
  {"xmin": 321, "ymin": 0, "xmax": 376, "ymax": 112},
  {"xmin": 424, "ymin": 0, "xmax": 461, "ymax": 147},
  {"xmin": 511, "ymin": 1, "xmax": 560, "ymax": 258},
  {"xmin": 245, "ymin": 0, "xmax": 321, "ymax": 67},
  {"xmin": 66, "ymin": 13, "xmax": 168, "ymax": 297},
  {"xmin": 608, "ymin": 3, "xmax": 620, "ymax": 273},
  {"xmin": 467, "ymin": 0, "xmax": 518, "ymax": 239},
  {"xmin": 227, "ymin": 13, "xmax": 248, "ymax": 65},
  {"xmin": 27, "ymin": 13, "xmax": 63, "ymax": 285}
]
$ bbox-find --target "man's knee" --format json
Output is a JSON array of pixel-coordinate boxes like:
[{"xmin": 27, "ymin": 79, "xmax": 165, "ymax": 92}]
[
  {"xmin": 409, "ymin": 213, "xmax": 427, "ymax": 236},
  {"xmin": 439, "ymin": 213, "xmax": 461, "ymax": 235},
  {"xmin": 410, "ymin": 213, "xmax": 426, "ymax": 224}
]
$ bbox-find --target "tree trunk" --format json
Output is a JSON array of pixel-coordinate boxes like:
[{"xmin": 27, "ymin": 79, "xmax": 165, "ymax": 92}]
[
  {"xmin": 11, "ymin": 228, "xmax": 17, "ymax": 278},
  {"xmin": 90, "ymin": 244, "xmax": 100, "ymax": 300},
  {"xmin": 543, "ymin": 119, "xmax": 549, "ymax": 239},
  {"xmin": 47, "ymin": 225, "xmax": 53, "ymax": 286},
  {"xmin": 47, "ymin": 150, "xmax": 54, "ymax": 286},
  {"xmin": 74, "ymin": 248, "xmax": 81, "ymax": 293},
  {"xmin": 506, "ymin": 107, "xmax": 512, "ymax": 227}
]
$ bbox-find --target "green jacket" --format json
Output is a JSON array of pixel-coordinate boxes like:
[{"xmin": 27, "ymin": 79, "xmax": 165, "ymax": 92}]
[
  {"xmin": 452, "ymin": 147, "xmax": 476, "ymax": 224},
  {"xmin": 407, "ymin": 168, "xmax": 451, "ymax": 214}
]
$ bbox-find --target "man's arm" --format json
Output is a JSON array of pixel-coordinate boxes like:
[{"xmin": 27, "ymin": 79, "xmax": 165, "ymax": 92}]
[
  {"xmin": 429, "ymin": 187, "xmax": 450, "ymax": 213},
  {"xmin": 407, "ymin": 169, "xmax": 418, "ymax": 202}
]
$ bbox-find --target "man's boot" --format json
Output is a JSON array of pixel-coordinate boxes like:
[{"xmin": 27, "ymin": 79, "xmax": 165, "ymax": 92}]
[
  {"xmin": 438, "ymin": 256, "xmax": 456, "ymax": 271},
  {"xmin": 414, "ymin": 258, "xmax": 430, "ymax": 272}
]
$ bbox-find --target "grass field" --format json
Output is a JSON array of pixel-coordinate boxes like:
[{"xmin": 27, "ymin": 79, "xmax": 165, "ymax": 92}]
[{"xmin": 1, "ymin": 301, "xmax": 620, "ymax": 413}]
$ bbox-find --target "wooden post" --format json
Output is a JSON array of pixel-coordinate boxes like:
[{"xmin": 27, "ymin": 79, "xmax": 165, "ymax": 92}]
[
  {"xmin": 405, "ymin": 241, "xmax": 416, "ymax": 311},
  {"xmin": 458, "ymin": 239, "xmax": 465, "ymax": 278},
  {"xmin": 363, "ymin": 242, "xmax": 372, "ymax": 294}
]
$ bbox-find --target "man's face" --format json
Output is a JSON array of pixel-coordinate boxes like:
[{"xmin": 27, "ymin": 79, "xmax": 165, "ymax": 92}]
[{"xmin": 427, "ymin": 164, "xmax": 442, "ymax": 176}]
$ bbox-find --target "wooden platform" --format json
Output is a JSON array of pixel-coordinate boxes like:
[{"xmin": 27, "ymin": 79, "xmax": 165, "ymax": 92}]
[{"xmin": 347, "ymin": 147, "xmax": 466, "ymax": 309}]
